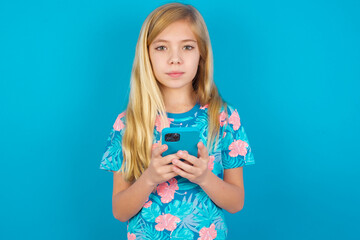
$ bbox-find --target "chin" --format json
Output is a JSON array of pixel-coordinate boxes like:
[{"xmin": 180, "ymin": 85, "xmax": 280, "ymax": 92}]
[
  {"xmin": 158, "ymin": 81, "xmax": 190, "ymax": 89},
  {"xmin": 162, "ymin": 85, "xmax": 188, "ymax": 90}
]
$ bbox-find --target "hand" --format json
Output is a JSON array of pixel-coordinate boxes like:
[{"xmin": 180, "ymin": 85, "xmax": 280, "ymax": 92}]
[
  {"xmin": 144, "ymin": 144, "xmax": 179, "ymax": 188},
  {"xmin": 171, "ymin": 142, "xmax": 210, "ymax": 186}
]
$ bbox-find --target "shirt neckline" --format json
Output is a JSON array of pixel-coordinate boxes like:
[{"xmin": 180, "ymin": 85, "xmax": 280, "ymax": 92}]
[{"xmin": 166, "ymin": 102, "xmax": 200, "ymax": 119}]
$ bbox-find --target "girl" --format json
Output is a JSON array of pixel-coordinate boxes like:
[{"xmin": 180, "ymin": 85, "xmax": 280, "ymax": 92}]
[{"xmin": 100, "ymin": 2, "xmax": 255, "ymax": 240}]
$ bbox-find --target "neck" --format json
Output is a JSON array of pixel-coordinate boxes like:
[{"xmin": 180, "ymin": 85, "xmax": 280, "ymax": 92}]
[{"xmin": 161, "ymin": 88, "xmax": 198, "ymax": 113}]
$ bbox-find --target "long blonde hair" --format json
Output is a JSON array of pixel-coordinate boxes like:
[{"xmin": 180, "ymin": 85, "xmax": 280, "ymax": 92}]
[{"xmin": 119, "ymin": 2, "xmax": 228, "ymax": 182}]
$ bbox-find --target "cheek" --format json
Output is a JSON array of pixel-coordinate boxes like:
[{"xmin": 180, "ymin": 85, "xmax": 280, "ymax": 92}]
[
  {"xmin": 188, "ymin": 57, "xmax": 200, "ymax": 73},
  {"xmin": 149, "ymin": 56, "xmax": 166, "ymax": 84},
  {"xmin": 189, "ymin": 51, "xmax": 200, "ymax": 68},
  {"xmin": 151, "ymin": 53, "xmax": 164, "ymax": 67},
  {"xmin": 149, "ymin": 55, "xmax": 161, "ymax": 73}
]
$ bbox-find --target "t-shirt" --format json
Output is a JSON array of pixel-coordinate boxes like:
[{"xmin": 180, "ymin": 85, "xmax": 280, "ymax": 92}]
[{"xmin": 99, "ymin": 102, "xmax": 255, "ymax": 240}]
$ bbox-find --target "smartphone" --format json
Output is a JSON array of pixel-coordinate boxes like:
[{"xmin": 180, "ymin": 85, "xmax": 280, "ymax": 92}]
[{"xmin": 161, "ymin": 127, "xmax": 200, "ymax": 161}]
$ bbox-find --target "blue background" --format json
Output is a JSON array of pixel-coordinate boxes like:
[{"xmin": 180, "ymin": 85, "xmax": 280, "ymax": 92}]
[{"xmin": 1, "ymin": 0, "xmax": 359, "ymax": 239}]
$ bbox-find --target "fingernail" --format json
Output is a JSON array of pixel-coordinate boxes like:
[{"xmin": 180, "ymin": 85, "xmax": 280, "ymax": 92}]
[{"xmin": 178, "ymin": 151, "xmax": 183, "ymax": 156}]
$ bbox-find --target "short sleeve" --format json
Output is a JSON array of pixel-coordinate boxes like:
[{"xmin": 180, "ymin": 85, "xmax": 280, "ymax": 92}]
[
  {"xmin": 221, "ymin": 105, "xmax": 255, "ymax": 169},
  {"xmin": 99, "ymin": 111, "xmax": 126, "ymax": 172}
]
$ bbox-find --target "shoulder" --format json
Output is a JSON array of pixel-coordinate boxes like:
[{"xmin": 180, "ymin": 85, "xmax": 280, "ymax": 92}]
[
  {"xmin": 220, "ymin": 102, "xmax": 241, "ymax": 131},
  {"xmin": 220, "ymin": 102, "xmax": 239, "ymax": 116},
  {"xmin": 113, "ymin": 110, "xmax": 126, "ymax": 131},
  {"xmin": 199, "ymin": 102, "xmax": 237, "ymax": 115}
]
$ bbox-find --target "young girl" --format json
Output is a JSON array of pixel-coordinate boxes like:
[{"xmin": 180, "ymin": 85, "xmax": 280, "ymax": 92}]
[{"xmin": 99, "ymin": 3, "xmax": 255, "ymax": 239}]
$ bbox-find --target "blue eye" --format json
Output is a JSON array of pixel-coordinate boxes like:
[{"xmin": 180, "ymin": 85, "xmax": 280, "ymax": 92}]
[{"xmin": 184, "ymin": 45, "xmax": 194, "ymax": 50}]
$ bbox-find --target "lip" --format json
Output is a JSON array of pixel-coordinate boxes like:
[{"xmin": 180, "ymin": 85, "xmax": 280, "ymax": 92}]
[{"xmin": 167, "ymin": 71, "xmax": 184, "ymax": 78}]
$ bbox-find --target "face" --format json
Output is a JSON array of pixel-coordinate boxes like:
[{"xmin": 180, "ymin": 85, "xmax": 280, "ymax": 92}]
[{"xmin": 148, "ymin": 19, "xmax": 200, "ymax": 92}]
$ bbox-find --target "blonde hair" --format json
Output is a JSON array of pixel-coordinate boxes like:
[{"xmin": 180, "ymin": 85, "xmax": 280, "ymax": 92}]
[{"xmin": 119, "ymin": 2, "xmax": 228, "ymax": 182}]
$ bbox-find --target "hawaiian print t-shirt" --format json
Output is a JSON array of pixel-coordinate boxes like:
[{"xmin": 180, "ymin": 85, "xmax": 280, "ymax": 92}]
[{"xmin": 99, "ymin": 102, "xmax": 255, "ymax": 240}]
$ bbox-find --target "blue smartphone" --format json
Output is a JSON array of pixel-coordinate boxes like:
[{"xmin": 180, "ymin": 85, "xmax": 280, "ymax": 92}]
[{"xmin": 161, "ymin": 127, "xmax": 200, "ymax": 161}]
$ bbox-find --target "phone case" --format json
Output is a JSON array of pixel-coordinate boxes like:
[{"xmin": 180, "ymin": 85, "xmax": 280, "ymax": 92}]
[{"xmin": 161, "ymin": 127, "xmax": 200, "ymax": 160}]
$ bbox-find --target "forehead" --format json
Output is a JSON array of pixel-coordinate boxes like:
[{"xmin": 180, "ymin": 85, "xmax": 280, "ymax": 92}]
[{"xmin": 152, "ymin": 20, "xmax": 196, "ymax": 43}]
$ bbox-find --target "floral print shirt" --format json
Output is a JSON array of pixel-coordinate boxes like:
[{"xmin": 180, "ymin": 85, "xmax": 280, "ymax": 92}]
[{"xmin": 99, "ymin": 102, "xmax": 255, "ymax": 240}]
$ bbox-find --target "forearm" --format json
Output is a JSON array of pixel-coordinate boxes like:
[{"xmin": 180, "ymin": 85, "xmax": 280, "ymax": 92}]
[
  {"xmin": 199, "ymin": 171, "xmax": 244, "ymax": 213},
  {"xmin": 112, "ymin": 170, "xmax": 155, "ymax": 222}
]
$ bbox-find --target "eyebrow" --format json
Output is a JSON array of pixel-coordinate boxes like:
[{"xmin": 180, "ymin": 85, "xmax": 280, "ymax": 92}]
[{"xmin": 152, "ymin": 39, "xmax": 197, "ymax": 44}]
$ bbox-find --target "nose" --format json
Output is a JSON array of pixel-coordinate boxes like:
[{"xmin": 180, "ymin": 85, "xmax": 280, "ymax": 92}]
[
  {"xmin": 170, "ymin": 58, "xmax": 181, "ymax": 64},
  {"xmin": 169, "ymin": 49, "xmax": 182, "ymax": 64}
]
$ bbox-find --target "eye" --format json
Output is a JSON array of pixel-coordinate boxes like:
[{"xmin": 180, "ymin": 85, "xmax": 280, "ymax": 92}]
[
  {"xmin": 184, "ymin": 45, "xmax": 194, "ymax": 50},
  {"xmin": 155, "ymin": 46, "xmax": 166, "ymax": 51}
]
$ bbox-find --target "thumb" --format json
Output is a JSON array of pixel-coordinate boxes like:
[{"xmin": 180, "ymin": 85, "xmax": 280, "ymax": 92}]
[{"xmin": 197, "ymin": 141, "xmax": 208, "ymax": 158}]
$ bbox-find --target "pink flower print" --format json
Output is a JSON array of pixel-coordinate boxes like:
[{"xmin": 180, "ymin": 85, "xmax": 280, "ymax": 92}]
[
  {"xmin": 143, "ymin": 196, "xmax": 152, "ymax": 208},
  {"xmin": 207, "ymin": 155, "xmax": 215, "ymax": 170},
  {"xmin": 219, "ymin": 111, "xmax": 227, "ymax": 127},
  {"xmin": 223, "ymin": 131, "xmax": 227, "ymax": 138},
  {"xmin": 157, "ymin": 178, "xmax": 179, "ymax": 203},
  {"xmin": 113, "ymin": 111, "xmax": 126, "ymax": 131},
  {"xmin": 229, "ymin": 139, "xmax": 249, "ymax": 157},
  {"xmin": 143, "ymin": 200, "xmax": 152, "ymax": 208},
  {"xmin": 127, "ymin": 232, "xmax": 136, "ymax": 240},
  {"xmin": 198, "ymin": 223, "xmax": 217, "ymax": 240},
  {"xmin": 155, "ymin": 213, "xmax": 181, "ymax": 231},
  {"xmin": 229, "ymin": 109, "xmax": 241, "ymax": 130},
  {"xmin": 200, "ymin": 104, "xmax": 209, "ymax": 109},
  {"xmin": 155, "ymin": 115, "xmax": 174, "ymax": 133}
]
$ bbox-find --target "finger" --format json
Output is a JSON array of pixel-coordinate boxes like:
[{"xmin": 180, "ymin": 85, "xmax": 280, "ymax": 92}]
[
  {"xmin": 197, "ymin": 142, "xmax": 208, "ymax": 159},
  {"xmin": 164, "ymin": 171, "xmax": 178, "ymax": 181},
  {"xmin": 164, "ymin": 164, "xmax": 179, "ymax": 174},
  {"xmin": 172, "ymin": 158, "xmax": 195, "ymax": 174},
  {"xmin": 176, "ymin": 150, "xmax": 197, "ymax": 165},
  {"xmin": 151, "ymin": 142, "xmax": 161, "ymax": 150},
  {"xmin": 163, "ymin": 154, "xmax": 180, "ymax": 165},
  {"xmin": 154, "ymin": 165, "xmax": 177, "ymax": 181},
  {"xmin": 152, "ymin": 144, "xmax": 168, "ymax": 158},
  {"xmin": 183, "ymin": 160, "xmax": 193, "ymax": 166},
  {"xmin": 172, "ymin": 164, "xmax": 191, "ymax": 179},
  {"xmin": 159, "ymin": 165, "xmax": 179, "ymax": 180}
]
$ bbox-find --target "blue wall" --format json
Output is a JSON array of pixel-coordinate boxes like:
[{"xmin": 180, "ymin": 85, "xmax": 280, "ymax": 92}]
[{"xmin": 1, "ymin": 0, "xmax": 359, "ymax": 239}]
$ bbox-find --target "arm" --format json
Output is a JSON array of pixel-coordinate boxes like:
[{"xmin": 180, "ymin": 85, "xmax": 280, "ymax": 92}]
[
  {"xmin": 199, "ymin": 167, "xmax": 245, "ymax": 213},
  {"xmin": 112, "ymin": 170, "xmax": 156, "ymax": 222}
]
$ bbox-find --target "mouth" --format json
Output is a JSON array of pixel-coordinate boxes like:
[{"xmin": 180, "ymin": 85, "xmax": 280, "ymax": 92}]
[{"xmin": 166, "ymin": 72, "xmax": 184, "ymax": 78}]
